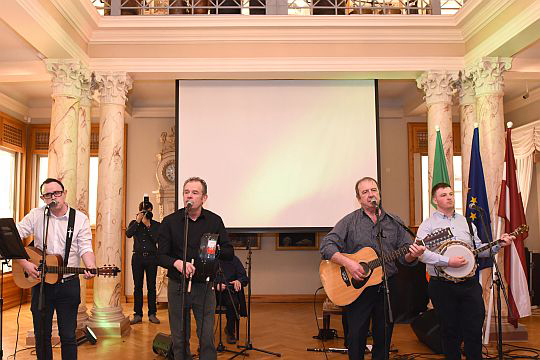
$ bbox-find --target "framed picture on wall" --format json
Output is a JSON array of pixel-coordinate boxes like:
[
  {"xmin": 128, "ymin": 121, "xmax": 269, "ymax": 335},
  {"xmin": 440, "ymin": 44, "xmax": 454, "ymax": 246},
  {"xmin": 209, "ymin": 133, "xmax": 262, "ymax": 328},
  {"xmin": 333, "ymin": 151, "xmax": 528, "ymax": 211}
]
[
  {"xmin": 229, "ymin": 233, "xmax": 261, "ymax": 250},
  {"xmin": 275, "ymin": 232, "xmax": 319, "ymax": 250}
]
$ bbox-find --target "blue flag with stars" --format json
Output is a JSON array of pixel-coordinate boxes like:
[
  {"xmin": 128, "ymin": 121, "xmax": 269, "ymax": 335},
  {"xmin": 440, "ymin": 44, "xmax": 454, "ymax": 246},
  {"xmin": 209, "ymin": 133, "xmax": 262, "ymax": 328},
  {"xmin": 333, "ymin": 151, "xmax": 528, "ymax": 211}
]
[{"xmin": 465, "ymin": 127, "xmax": 493, "ymax": 270}]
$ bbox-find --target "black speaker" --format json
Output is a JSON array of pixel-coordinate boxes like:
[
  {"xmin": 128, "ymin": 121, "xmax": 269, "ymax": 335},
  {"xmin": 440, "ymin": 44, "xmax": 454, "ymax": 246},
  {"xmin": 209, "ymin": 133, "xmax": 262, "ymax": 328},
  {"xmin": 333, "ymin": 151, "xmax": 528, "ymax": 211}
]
[
  {"xmin": 152, "ymin": 332, "xmax": 173, "ymax": 359},
  {"xmin": 525, "ymin": 247, "xmax": 540, "ymax": 306},
  {"xmin": 410, "ymin": 309, "xmax": 443, "ymax": 354}
]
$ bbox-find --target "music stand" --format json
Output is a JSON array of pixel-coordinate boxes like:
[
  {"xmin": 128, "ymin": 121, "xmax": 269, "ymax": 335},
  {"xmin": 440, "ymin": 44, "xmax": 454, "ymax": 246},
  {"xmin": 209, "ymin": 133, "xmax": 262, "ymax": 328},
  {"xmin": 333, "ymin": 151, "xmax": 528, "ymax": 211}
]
[{"xmin": 0, "ymin": 218, "xmax": 29, "ymax": 358}]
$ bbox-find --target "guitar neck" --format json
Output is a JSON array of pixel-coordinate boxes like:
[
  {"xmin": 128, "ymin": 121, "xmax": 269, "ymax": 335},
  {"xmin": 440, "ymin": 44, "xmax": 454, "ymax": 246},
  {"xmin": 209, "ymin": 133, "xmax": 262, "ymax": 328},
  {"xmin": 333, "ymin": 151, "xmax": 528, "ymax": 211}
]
[
  {"xmin": 367, "ymin": 244, "xmax": 414, "ymax": 270},
  {"xmin": 43, "ymin": 266, "xmax": 98, "ymax": 275}
]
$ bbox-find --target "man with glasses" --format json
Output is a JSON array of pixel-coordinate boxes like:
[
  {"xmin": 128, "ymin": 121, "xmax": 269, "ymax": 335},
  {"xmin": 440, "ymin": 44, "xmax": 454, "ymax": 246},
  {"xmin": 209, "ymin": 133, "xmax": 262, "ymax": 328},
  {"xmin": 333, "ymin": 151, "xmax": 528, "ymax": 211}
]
[{"xmin": 14, "ymin": 178, "xmax": 96, "ymax": 360}]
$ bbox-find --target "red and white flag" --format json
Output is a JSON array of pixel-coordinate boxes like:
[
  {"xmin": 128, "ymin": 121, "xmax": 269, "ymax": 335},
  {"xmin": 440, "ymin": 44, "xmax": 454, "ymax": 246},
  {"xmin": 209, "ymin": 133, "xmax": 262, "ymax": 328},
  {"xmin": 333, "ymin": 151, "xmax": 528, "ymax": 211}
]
[{"xmin": 497, "ymin": 128, "xmax": 531, "ymax": 327}]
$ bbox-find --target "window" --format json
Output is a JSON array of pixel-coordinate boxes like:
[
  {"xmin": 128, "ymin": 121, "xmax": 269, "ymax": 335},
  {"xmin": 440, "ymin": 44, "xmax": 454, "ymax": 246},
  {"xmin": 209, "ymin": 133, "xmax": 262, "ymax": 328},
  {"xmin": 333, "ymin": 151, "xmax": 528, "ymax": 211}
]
[
  {"xmin": 37, "ymin": 156, "xmax": 99, "ymax": 226},
  {"xmin": 407, "ymin": 122, "xmax": 461, "ymax": 226},
  {"xmin": 421, "ymin": 155, "xmax": 463, "ymax": 221},
  {"xmin": 0, "ymin": 149, "xmax": 17, "ymax": 273}
]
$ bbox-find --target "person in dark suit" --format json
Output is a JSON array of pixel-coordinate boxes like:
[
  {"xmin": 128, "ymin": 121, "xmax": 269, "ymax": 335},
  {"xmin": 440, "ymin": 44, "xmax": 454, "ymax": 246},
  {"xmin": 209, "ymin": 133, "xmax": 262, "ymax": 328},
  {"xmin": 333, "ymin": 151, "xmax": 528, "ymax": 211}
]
[{"xmin": 215, "ymin": 255, "xmax": 249, "ymax": 344}]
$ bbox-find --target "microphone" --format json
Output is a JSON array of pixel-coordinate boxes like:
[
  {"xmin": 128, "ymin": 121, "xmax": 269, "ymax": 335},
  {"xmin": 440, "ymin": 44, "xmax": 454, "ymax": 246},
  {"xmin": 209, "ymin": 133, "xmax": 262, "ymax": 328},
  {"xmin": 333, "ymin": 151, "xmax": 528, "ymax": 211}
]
[
  {"xmin": 370, "ymin": 198, "xmax": 378, "ymax": 207},
  {"xmin": 46, "ymin": 200, "xmax": 57, "ymax": 208},
  {"xmin": 186, "ymin": 201, "xmax": 193, "ymax": 209},
  {"xmin": 468, "ymin": 202, "xmax": 483, "ymax": 212}
]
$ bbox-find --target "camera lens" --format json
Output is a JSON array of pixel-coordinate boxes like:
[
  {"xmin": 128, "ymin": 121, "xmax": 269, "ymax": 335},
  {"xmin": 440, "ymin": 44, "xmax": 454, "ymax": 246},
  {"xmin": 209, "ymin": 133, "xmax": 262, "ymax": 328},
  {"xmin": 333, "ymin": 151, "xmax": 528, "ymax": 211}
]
[{"xmin": 145, "ymin": 210, "xmax": 153, "ymax": 220}]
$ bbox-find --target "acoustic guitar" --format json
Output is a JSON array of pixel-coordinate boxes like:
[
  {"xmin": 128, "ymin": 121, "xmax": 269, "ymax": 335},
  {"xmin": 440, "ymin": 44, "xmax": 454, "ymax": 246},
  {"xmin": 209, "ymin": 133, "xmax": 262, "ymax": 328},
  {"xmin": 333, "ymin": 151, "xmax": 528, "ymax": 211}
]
[
  {"xmin": 320, "ymin": 228, "xmax": 453, "ymax": 306},
  {"xmin": 12, "ymin": 246, "xmax": 121, "ymax": 289}
]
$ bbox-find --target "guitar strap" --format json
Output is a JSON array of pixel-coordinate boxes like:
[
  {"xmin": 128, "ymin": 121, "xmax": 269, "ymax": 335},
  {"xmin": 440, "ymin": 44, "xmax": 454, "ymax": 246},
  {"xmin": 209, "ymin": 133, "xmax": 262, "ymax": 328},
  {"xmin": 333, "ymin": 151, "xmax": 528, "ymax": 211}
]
[
  {"xmin": 64, "ymin": 207, "xmax": 76, "ymax": 267},
  {"xmin": 466, "ymin": 216, "xmax": 478, "ymax": 251}
]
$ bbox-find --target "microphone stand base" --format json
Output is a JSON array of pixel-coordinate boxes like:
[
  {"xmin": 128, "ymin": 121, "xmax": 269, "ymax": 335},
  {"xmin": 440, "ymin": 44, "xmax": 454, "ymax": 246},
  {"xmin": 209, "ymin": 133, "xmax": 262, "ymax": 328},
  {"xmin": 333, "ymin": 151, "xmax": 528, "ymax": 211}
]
[
  {"xmin": 231, "ymin": 343, "xmax": 281, "ymax": 359},
  {"xmin": 217, "ymin": 342, "xmax": 246, "ymax": 356}
]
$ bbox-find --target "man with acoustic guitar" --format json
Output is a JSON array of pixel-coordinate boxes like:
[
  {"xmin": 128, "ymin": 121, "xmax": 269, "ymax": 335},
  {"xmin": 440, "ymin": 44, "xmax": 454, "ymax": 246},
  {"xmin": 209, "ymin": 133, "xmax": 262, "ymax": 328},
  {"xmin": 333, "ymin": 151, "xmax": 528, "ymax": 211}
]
[
  {"xmin": 320, "ymin": 177, "xmax": 425, "ymax": 360},
  {"xmin": 416, "ymin": 182, "xmax": 515, "ymax": 360},
  {"xmin": 14, "ymin": 178, "xmax": 96, "ymax": 360}
]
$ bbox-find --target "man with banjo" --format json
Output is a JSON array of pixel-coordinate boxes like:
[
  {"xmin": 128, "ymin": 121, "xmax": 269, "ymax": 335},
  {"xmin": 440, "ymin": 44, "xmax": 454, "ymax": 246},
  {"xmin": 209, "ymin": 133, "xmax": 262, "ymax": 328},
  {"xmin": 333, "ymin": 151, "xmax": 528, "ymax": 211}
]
[{"xmin": 415, "ymin": 182, "xmax": 515, "ymax": 360}]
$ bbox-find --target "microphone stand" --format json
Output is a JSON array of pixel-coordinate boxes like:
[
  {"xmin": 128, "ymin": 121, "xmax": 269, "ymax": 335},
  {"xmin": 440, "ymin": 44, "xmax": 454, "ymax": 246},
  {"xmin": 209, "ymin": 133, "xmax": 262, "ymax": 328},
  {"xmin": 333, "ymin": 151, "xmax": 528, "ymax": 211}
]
[
  {"xmin": 215, "ymin": 262, "xmax": 242, "ymax": 356},
  {"xmin": 373, "ymin": 202, "xmax": 392, "ymax": 360},
  {"xmin": 231, "ymin": 238, "xmax": 281, "ymax": 359},
  {"xmin": 180, "ymin": 204, "xmax": 191, "ymax": 359},
  {"xmin": 475, "ymin": 207, "xmax": 513, "ymax": 360},
  {"xmin": 38, "ymin": 204, "xmax": 52, "ymax": 360}
]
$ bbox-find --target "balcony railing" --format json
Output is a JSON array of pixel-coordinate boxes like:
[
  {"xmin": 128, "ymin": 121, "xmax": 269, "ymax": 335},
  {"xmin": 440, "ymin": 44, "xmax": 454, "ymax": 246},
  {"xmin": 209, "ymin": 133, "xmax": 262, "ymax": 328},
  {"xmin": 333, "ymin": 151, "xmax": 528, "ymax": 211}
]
[{"xmin": 92, "ymin": 0, "xmax": 465, "ymax": 16}]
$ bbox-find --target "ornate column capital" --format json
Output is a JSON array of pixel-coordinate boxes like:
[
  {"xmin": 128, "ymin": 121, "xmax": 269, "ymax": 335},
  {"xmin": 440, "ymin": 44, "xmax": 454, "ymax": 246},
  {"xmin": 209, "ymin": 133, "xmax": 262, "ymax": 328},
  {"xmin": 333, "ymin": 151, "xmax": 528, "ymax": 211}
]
[
  {"xmin": 80, "ymin": 67, "xmax": 93, "ymax": 108},
  {"xmin": 465, "ymin": 57, "xmax": 512, "ymax": 96},
  {"xmin": 46, "ymin": 59, "xmax": 86, "ymax": 98},
  {"xmin": 416, "ymin": 71, "xmax": 459, "ymax": 106},
  {"xmin": 457, "ymin": 72, "xmax": 475, "ymax": 106},
  {"xmin": 93, "ymin": 72, "xmax": 133, "ymax": 106}
]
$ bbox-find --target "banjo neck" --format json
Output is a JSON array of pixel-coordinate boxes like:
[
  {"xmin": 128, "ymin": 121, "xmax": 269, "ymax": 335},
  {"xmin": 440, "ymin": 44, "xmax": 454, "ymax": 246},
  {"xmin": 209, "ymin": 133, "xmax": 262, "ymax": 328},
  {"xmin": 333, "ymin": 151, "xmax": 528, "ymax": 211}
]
[{"xmin": 471, "ymin": 224, "xmax": 528, "ymax": 256}]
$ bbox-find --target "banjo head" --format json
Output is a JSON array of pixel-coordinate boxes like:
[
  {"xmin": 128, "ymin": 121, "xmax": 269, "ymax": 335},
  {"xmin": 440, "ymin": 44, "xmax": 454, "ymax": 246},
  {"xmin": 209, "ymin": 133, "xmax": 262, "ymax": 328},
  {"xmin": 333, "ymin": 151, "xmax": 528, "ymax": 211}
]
[{"xmin": 437, "ymin": 241, "xmax": 477, "ymax": 280}]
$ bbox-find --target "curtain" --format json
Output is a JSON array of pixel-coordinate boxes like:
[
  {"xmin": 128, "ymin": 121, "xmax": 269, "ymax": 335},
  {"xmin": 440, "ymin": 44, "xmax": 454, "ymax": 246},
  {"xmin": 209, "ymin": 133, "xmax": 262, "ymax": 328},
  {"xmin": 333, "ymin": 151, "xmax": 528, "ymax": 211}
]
[{"xmin": 511, "ymin": 120, "xmax": 540, "ymax": 211}]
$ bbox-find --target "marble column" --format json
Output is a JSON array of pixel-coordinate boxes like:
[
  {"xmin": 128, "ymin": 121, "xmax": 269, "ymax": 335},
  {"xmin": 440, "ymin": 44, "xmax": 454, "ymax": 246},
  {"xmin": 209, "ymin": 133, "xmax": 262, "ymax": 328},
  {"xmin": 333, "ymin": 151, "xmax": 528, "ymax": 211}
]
[
  {"xmin": 45, "ymin": 59, "xmax": 83, "ymax": 205},
  {"xmin": 465, "ymin": 57, "xmax": 512, "ymax": 225},
  {"xmin": 458, "ymin": 73, "xmax": 476, "ymax": 208},
  {"xmin": 76, "ymin": 68, "xmax": 92, "ymax": 327},
  {"xmin": 417, "ymin": 71, "xmax": 458, "ymax": 196},
  {"xmin": 87, "ymin": 72, "xmax": 132, "ymax": 337}
]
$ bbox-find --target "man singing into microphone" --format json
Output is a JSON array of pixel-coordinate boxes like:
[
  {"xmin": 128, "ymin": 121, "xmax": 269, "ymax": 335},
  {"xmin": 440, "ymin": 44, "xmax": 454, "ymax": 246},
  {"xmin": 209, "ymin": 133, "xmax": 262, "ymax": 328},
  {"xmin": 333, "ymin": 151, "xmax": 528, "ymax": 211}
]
[
  {"xmin": 416, "ymin": 182, "xmax": 514, "ymax": 360},
  {"xmin": 158, "ymin": 177, "xmax": 234, "ymax": 360},
  {"xmin": 320, "ymin": 177, "xmax": 424, "ymax": 360},
  {"xmin": 14, "ymin": 178, "xmax": 96, "ymax": 360}
]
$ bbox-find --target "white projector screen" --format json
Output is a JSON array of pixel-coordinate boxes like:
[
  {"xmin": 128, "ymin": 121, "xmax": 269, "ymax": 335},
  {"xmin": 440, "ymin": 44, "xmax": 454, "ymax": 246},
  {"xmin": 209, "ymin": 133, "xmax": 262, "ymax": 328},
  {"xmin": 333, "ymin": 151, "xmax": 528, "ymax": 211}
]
[{"xmin": 176, "ymin": 80, "xmax": 379, "ymax": 229}]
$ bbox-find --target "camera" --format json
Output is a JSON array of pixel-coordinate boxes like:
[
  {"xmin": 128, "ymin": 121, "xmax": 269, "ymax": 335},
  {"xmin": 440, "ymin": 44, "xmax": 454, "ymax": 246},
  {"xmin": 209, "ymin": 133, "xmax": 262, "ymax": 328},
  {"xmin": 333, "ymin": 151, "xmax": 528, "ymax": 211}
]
[{"xmin": 142, "ymin": 194, "xmax": 153, "ymax": 220}]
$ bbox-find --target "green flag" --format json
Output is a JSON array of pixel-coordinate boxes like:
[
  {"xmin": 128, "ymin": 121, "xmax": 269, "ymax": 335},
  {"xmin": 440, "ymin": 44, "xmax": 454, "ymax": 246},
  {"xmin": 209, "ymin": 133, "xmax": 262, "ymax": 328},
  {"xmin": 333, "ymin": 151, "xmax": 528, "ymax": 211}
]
[{"xmin": 431, "ymin": 129, "xmax": 450, "ymax": 208}]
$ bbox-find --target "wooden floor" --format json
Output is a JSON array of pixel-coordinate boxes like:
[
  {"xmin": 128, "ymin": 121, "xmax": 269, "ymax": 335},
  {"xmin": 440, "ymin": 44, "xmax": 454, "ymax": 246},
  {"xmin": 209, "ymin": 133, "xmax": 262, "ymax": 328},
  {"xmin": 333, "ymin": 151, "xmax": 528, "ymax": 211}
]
[{"xmin": 2, "ymin": 301, "xmax": 540, "ymax": 359}]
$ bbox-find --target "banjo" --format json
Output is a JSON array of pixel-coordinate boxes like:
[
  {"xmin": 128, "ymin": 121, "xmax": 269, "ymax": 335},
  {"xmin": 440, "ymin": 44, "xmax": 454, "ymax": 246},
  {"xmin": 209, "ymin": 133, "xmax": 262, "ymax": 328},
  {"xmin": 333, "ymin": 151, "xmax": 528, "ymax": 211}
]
[{"xmin": 435, "ymin": 225, "xmax": 528, "ymax": 282}]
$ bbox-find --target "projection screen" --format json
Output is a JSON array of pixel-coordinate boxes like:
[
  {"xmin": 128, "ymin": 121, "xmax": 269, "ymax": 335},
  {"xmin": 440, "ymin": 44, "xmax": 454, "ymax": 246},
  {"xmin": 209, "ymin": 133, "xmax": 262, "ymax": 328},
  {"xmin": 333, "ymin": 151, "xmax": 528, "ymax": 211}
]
[{"xmin": 176, "ymin": 80, "xmax": 379, "ymax": 230}]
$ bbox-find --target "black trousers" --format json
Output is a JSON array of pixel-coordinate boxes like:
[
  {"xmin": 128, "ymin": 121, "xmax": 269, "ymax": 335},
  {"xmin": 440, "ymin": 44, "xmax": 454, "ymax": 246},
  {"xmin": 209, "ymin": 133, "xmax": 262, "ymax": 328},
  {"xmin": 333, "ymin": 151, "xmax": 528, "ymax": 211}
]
[
  {"xmin": 131, "ymin": 253, "xmax": 158, "ymax": 316},
  {"xmin": 216, "ymin": 289, "xmax": 240, "ymax": 336},
  {"xmin": 31, "ymin": 277, "xmax": 81, "ymax": 360},
  {"xmin": 344, "ymin": 277, "xmax": 396, "ymax": 360},
  {"xmin": 168, "ymin": 278, "xmax": 217, "ymax": 360},
  {"xmin": 429, "ymin": 278, "xmax": 485, "ymax": 360}
]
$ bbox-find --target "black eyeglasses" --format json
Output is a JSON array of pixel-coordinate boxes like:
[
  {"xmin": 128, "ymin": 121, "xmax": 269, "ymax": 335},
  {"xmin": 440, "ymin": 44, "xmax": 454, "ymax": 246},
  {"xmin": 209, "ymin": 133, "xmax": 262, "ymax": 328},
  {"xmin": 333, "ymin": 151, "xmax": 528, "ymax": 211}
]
[{"xmin": 42, "ymin": 191, "xmax": 64, "ymax": 199}]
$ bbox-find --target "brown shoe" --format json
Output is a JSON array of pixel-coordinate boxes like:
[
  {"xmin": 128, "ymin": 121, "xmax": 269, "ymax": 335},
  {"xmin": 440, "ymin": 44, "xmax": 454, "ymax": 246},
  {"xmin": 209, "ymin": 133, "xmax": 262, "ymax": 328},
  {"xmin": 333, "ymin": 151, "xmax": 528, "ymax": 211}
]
[
  {"xmin": 149, "ymin": 314, "xmax": 160, "ymax": 324},
  {"xmin": 130, "ymin": 315, "xmax": 142, "ymax": 325}
]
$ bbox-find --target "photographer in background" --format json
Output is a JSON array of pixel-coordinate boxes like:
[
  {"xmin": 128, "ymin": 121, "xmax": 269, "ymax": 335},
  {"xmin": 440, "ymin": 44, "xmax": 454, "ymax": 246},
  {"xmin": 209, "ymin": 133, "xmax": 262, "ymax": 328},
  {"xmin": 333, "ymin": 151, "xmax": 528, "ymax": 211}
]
[{"xmin": 126, "ymin": 195, "xmax": 161, "ymax": 325}]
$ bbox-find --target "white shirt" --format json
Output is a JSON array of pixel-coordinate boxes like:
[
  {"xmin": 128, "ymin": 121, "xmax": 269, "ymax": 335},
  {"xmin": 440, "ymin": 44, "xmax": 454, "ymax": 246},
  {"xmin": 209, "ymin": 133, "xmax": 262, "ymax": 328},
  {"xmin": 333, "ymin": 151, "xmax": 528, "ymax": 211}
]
[
  {"xmin": 17, "ymin": 205, "xmax": 94, "ymax": 269},
  {"xmin": 417, "ymin": 210, "xmax": 499, "ymax": 276}
]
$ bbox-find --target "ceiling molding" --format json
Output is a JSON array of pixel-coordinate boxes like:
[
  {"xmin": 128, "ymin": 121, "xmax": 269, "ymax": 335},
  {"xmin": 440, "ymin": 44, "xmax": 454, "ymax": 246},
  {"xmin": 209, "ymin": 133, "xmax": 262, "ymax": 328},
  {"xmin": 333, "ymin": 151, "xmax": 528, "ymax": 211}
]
[
  {"xmin": 505, "ymin": 87, "xmax": 540, "ymax": 114},
  {"xmin": 89, "ymin": 15, "xmax": 463, "ymax": 44},
  {"xmin": 0, "ymin": 92, "xmax": 29, "ymax": 118},
  {"xmin": 132, "ymin": 107, "xmax": 175, "ymax": 118},
  {"xmin": 49, "ymin": 0, "xmax": 100, "ymax": 43},
  {"xmin": 456, "ymin": 0, "xmax": 515, "ymax": 42},
  {"xmin": 0, "ymin": 61, "xmax": 50, "ymax": 82},
  {"xmin": 89, "ymin": 56, "xmax": 465, "ymax": 75},
  {"xmin": 464, "ymin": 1, "xmax": 540, "ymax": 63},
  {"xmin": 2, "ymin": 0, "xmax": 89, "ymax": 63}
]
